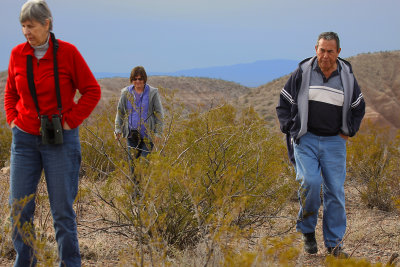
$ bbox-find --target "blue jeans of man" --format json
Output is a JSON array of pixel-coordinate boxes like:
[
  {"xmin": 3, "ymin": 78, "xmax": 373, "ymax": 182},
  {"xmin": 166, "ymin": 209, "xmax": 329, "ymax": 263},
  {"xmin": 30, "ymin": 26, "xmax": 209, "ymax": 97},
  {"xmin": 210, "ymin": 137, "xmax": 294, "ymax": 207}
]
[
  {"xmin": 9, "ymin": 127, "xmax": 81, "ymax": 267},
  {"xmin": 293, "ymin": 132, "xmax": 347, "ymax": 248}
]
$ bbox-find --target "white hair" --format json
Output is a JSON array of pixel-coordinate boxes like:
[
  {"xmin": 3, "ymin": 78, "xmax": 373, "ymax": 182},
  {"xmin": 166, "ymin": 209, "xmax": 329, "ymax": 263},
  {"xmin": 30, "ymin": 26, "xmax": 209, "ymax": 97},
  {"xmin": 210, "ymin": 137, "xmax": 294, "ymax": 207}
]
[{"xmin": 20, "ymin": 0, "xmax": 53, "ymax": 31}]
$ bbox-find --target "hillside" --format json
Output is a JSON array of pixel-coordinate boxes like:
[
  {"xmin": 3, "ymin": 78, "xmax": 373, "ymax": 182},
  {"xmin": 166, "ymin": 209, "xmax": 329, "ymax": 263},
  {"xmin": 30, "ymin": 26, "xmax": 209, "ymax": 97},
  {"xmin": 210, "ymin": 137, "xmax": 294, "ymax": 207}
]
[
  {"xmin": 95, "ymin": 59, "xmax": 299, "ymax": 87},
  {"xmin": 148, "ymin": 59, "xmax": 299, "ymax": 87},
  {"xmin": 98, "ymin": 76, "xmax": 248, "ymax": 111},
  {"xmin": 0, "ymin": 72, "xmax": 248, "ymax": 113},
  {"xmin": 348, "ymin": 51, "xmax": 400, "ymax": 128}
]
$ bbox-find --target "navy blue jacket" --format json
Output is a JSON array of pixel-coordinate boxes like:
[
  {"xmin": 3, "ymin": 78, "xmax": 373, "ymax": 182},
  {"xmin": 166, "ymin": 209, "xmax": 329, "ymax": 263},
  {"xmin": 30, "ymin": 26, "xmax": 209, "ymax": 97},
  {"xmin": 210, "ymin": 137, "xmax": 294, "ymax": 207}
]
[{"xmin": 276, "ymin": 57, "xmax": 365, "ymax": 164}]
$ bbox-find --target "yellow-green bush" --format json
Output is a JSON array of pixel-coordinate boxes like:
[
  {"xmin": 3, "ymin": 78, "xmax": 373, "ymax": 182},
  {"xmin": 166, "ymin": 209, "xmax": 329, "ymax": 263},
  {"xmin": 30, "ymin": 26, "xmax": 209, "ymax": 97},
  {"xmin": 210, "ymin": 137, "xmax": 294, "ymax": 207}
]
[
  {"xmin": 80, "ymin": 98, "xmax": 121, "ymax": 181},
  {"xmin": 0, "ymin": 167, "xmax": 12, "ymax": 260},
  {"xmin": 0, "ymin": 113, "xmax": 12, "ymax": 168},
  {"xmin": 347, "ymin": 120, "xmax": 400, "ymax": 212},
  {"xmin": 80, "ymin": 96, "xmax": 297, "ymax": 255},
  {"xmin": 325, "ymin": 256, "xmax": 384, "ymax": 267}
]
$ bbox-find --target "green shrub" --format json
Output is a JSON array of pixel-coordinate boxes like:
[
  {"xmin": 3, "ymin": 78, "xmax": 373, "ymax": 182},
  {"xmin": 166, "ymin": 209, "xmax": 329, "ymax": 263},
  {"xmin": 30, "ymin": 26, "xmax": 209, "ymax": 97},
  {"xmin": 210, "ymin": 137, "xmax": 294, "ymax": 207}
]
[
  {"xmin": 325, "ymin": 255, "xmax": 384, "ymax": 267},
  {"xmin": 80, "ymin": 98, "xmax": 121, "ymax": 181},
  {"xmin": 347, "ymin": 120, "xmax": 400, "ymax": 212},
  {"xmin": 80, "ymin": 96, "xmax": 297, "ymax": 256},
  {"xmin": 0, "ymin": 113, "xmax": 12, "ymax": 168}
]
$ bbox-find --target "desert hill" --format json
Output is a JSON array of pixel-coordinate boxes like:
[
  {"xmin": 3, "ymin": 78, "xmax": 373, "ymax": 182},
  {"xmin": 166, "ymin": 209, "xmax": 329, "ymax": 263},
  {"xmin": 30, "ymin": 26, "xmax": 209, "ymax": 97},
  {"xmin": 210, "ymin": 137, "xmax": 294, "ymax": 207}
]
[
  {"xmin": 97, "ymin": 76, "xmax": 248, "ymax": 111},
  {"xmin": 96, "ymin": 59, "xmax": 299, "ymax": 87},
  {"xmin": 1, "ymin": 50, "xmax": 400, "ymax": 129},
  {"xmin": 0, "ymin": 72, "xmax": 247, "ymax": 112},
  {"xmin": 348, "ymin": 51, "xmax": 400, "ymax": 128}
]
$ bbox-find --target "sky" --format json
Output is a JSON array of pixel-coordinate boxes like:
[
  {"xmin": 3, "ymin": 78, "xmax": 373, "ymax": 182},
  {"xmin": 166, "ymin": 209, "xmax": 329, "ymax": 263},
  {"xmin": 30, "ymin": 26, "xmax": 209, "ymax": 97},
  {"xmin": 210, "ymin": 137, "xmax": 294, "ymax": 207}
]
[{"xmin": 1, "ymin": 0, "xmax": 400, "ymax": 74}]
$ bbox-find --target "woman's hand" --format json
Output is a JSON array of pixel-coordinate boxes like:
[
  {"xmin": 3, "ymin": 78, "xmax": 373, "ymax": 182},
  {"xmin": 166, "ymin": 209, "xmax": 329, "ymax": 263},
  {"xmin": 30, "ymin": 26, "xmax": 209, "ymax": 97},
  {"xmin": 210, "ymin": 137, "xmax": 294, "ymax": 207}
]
[
  {"xmin": 63, "ymin": 121, "xmax": 71, "ymax": 130},
  {"xmin": 114, "ymin": 132, "xmax": 122, "ymax": 140},
  {"xmin": 10, "ymin": 120, "xmax": 15, "ymax": 128}
]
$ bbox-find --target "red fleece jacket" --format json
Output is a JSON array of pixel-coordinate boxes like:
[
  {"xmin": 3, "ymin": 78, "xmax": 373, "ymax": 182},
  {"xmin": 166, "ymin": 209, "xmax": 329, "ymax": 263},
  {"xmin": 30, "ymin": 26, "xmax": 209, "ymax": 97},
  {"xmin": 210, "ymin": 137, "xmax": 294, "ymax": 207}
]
[{"xmin": 4, "ymin": 37, "xmax": 101, "ymax": 135}]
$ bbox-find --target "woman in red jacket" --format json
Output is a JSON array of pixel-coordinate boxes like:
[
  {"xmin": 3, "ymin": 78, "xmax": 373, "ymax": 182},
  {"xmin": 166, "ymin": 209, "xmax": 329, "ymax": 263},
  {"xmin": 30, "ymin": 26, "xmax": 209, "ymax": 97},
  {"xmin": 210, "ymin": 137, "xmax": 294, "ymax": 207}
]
[{"xmin": 4, "ymin": 1, "xmax": 101, "ymax": 266}]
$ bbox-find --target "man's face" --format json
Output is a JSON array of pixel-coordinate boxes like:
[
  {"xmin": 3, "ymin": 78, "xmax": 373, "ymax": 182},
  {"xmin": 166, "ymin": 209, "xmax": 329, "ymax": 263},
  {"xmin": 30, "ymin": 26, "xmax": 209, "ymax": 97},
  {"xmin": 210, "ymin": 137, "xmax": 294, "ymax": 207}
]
[{"xmin": 315, "ymin": 39, "xmax": 341, "ymax": 72}]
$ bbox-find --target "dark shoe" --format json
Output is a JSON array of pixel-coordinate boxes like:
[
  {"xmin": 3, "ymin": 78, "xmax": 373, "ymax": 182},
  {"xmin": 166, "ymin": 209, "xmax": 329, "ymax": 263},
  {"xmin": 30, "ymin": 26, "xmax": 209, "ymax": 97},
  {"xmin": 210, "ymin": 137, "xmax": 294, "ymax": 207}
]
[
  {"xmin": 303, "ymin": 232, "xmax": 318, "ymax": 254},
  {"xmin": 327, "ymin": 246, "xmax": 349, "ymax": 258}
]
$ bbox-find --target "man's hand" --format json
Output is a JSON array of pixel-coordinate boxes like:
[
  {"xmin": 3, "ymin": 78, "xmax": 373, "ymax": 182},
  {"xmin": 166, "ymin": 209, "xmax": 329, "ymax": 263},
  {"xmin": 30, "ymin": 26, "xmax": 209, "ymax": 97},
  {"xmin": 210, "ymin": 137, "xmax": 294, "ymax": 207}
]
[
  {"xmin": 339, "ymin": 133, "xmax": 348, "ymax": 141},
  {"xmin": 10, "ymin": 120, "xmax": 15, "ymax": 128}
]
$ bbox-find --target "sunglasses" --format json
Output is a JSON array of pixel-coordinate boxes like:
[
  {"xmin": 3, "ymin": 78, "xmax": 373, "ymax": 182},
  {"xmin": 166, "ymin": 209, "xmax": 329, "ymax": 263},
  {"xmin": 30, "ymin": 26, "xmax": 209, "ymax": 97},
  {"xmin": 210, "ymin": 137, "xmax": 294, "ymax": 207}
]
[{"xmin": 133, "ymin": 77, "xmax": 143, "ymax": 81}]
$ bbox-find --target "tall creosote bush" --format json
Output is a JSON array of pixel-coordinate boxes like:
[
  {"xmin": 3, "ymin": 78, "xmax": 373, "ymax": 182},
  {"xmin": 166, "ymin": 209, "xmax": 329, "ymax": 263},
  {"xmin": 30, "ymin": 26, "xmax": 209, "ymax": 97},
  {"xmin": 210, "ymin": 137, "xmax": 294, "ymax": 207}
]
[
  {"xmin": 80, "ymin": 98, "xmax": 121, "ymax": 180},
  {"xmin": 80, "ymin": 85, "xmax": 297, "ymax": 263},
  {"xmin": 137, "ymin": 104, "xmax": 297, "ymax": 249},
  {"xmin": 347, "ymin": 120, "xmax": 400, "ymax": 212}
]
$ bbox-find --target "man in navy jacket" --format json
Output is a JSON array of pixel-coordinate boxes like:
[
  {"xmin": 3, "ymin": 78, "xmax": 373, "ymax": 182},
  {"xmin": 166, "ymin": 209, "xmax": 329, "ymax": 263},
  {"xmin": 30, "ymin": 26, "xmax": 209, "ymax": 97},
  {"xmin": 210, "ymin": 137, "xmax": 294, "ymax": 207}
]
[{"xmin": 276, "ymin": 32, "xmax": 365, "ymax": 257}]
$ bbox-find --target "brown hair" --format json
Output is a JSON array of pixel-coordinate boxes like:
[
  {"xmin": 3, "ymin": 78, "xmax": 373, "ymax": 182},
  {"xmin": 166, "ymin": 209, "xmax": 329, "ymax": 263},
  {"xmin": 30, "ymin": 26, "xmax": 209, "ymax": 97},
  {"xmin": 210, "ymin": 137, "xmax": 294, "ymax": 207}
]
[{"xmin": 129, "ymin": 66, "xmax": 147, "ymax": 83}]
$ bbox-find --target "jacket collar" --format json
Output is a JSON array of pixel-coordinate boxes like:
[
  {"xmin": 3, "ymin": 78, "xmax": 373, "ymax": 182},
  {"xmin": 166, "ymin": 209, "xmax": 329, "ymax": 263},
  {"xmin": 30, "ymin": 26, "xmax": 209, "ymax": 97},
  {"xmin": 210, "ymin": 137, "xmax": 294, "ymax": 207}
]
[{"xmin": 20, "ymin": 33, "xmax": 54, "ymax": 60}]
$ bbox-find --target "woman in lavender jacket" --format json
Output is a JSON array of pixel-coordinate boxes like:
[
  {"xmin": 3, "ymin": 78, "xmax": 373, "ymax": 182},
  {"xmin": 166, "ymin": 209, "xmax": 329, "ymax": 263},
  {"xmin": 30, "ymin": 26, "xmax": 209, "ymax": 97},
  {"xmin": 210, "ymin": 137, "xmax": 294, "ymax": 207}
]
[{"xmin": 114, "ymin": 66, "xmax": 164, "ymax": 165}]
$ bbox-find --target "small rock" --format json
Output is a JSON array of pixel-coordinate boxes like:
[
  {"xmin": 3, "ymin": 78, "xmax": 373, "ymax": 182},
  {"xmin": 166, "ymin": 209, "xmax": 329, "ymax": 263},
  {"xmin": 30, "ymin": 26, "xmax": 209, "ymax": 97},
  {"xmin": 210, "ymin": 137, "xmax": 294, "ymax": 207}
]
[{"xmin": 1, "ymin": 166, "xmax": 10, "ymax": 174}]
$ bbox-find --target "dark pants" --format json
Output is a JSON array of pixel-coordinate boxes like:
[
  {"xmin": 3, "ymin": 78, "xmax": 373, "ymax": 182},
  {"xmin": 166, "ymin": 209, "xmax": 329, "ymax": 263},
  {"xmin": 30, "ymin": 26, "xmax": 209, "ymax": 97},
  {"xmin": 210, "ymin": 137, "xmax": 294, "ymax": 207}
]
[
  {"xmin": 127, "ymin": 135, "xmax": 153, "ymax": 197},
  {"xmin": 127, "ymin": 136, "xmax": 153, "ymax": 162}
]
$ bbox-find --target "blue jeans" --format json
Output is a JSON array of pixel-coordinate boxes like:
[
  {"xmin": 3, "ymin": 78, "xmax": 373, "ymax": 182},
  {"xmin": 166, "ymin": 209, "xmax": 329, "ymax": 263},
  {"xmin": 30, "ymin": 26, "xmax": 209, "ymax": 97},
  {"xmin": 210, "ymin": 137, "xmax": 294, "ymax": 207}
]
[
  {"xmin": 9, "ymin": 127, "xmax": 81, "ymax": 267},
  {"xmin": 293, "ymin": 132, "xmax": 347, "ymax": 248}
]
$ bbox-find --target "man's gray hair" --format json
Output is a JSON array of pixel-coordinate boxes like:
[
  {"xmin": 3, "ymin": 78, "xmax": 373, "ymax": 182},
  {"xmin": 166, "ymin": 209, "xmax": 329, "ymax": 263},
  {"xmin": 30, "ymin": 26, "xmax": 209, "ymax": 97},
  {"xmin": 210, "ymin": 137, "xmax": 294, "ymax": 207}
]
[
  {"xmin": 20, "ymin": 0, "xmax": 53, "ymax": 31},
  {"xmin": 317, "ymin": 32, "xmax": 340, "ymax": 51}
]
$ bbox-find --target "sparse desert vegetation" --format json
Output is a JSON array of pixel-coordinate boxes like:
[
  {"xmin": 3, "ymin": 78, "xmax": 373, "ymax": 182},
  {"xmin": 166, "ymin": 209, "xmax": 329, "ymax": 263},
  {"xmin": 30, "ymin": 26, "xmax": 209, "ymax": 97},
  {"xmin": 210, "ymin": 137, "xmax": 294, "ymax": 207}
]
[{"xmin": 0, "ymin": 51, "xmax": 400, "ymax": 266}]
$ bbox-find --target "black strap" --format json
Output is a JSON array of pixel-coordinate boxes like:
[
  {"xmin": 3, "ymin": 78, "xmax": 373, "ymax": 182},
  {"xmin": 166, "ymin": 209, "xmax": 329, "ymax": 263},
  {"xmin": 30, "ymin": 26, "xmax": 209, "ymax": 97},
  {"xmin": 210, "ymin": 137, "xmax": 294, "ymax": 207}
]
[
  {"xmin": 26, "ymin": 55, "xmax": 40, "ymax": 116},
  {"xmin": 50, "ymin": 32, "xmax": 62, "ymax": 115},
  {"xmin": 26, "ymin": 32, "xmax": 62, "ymax": 118}
]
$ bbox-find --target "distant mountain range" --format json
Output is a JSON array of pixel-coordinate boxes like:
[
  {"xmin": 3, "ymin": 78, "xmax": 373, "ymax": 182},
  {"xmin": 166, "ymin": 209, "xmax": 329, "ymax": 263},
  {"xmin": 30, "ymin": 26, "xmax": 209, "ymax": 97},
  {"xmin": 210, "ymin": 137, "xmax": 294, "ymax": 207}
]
[{"xmin": 94, "ymin": 59, "xmax": 299, "ymax": 87}]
